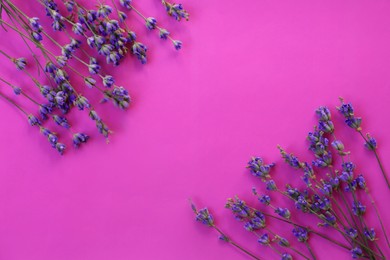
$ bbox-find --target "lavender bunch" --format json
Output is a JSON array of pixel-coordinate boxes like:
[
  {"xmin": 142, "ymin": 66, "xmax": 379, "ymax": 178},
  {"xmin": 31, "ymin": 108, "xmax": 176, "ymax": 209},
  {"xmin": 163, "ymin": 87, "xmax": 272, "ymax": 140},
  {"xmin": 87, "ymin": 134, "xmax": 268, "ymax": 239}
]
[
  {"xmin": 193, "ymin": 100, "xmax": 389, "ymax": 259},
  {"xmin": 0, "ymin": 0, "xmax": 190, "ymax": 154}
]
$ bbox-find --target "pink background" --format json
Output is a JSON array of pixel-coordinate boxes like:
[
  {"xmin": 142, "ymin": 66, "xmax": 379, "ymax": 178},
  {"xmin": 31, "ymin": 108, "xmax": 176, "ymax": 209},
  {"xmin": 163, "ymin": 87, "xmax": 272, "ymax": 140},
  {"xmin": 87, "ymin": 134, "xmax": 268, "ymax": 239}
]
[{"xmin": 0, "ymin": 0, "xmax": 389, "ymax": 259}]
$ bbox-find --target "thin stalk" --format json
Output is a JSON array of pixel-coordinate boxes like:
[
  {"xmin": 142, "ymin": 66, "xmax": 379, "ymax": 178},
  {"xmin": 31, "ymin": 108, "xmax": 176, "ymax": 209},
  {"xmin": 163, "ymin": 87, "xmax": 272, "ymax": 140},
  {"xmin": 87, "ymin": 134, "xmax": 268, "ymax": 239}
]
[
  {"xmin": 0, "ymin": 90, "xmax": 28, "ymax": 116},
  {"xmin": 212, "ymin": 226, "xmax": 261, "ymax": 260},
  {"xmin": 357, "ymin": 130, "xmax": 389, "ymax": 189}
]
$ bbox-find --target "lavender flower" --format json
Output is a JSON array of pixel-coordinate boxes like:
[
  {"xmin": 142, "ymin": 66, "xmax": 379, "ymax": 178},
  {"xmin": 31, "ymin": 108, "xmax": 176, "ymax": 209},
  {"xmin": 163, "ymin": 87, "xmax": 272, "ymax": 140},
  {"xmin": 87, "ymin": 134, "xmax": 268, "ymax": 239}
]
[
  {"xmin": 97, "ymin": 4, "xmax": 113, "ymax": 18},
  {"xmin": 259, "ymin": 195, "xmax": 271, "ymax": 205},
  {"xmin": 337, "ymin": 101, "xmax": 354, "ymax": 118},
  {"xmin": 103, "ymin": 75, "xmax": 115, "ymax": 88},
  {"xmin": 316, "ymin": 106, "xmax": 331, "ymax": 121},
  {"xmin": 266, "ymin": 180, "xmax": 277, "ymax": 191},
  {"xmin": 279, "ymin": 147, "xmax": 301, "ymax": 168},
  {"xmin": 364, "ymin": 228, "xmax": 376, "ymax": 241},
  {"xmin": 281, "ymin": 253, "xmax": 293, "ymax": 260},
  {"xmin": 73, "ymin": 133, "xmax": 89, "ymax": 148},
  {"xmin": 132, "ymin": 42, "xmax": 148, "ymax": 64},
  {"xmin": 275, "ymin": 207, "xmax": 290, "ymax": 219},
  {"xmin": 257, "ymin": 233, "xmax": 270, "ymax": 245},
  {"xmin": 55, "ymin": 143, "xmax": 66, "ymax": 155},
  {"xmin": 173, "ymin": 40, "xmax": 182, "ymax": 50},
  {"xmin": 13, "ymin": 58, "xmax": 27, "ymax": 70},
  {"xmin": 13, "ymin": 87, "xmax": 21, "ymax": 95},
  {"xmin": 195, "ymin": 208, "xmax": 214, "ymax": 226},
  {"xmin": 278, "ymin": 237, "xmax": 290, "ymax": 247},
  {"xmin": 28, "ymin": 115, "xmax": 41, "ymax": 126},
  {"xmin": 331, "ymin": 140, "xmax": 344, "ymax": 152},
  {"xmin": 64, "ymin": 0, "xmax": 75, "ymax": 12},
  {"xmin": 345, "ymin": 228, "xmax": 358, "ymax": 239},
  {"xmin": 351, "ymin": 247, "xmax": 363, "ymax": 259},
  {"xmin": 162, "ymin": 1, "xmax": 189, "ymax": 21},
  {"xmin": 145, "ymin": 17, "xmax": 157, "ymax": 30},
  {"xmin": 84, "ymin": 77, "xmax": 96, "ymax": 88},
  {"xmin": 247, "ymin": 157, "xmax": 275, "ymax": 180},
  {"xmin": 352, "ymin": 201, "xmax": 366, "ymax": 216},
  {"xmin": 29, "ymin": 17, "xmax": 42, "ymax": 32},
  {"xmin": 355, "ymin": 175, "xmax": 366, "ymax": 189},
  {"xmin": 225, "ymin": 197, "xmax": 251, "ymax": 219},
  {"xmin": 292, "ymin": 227, "xmax": 308, "ymax": 242},
  {"xmin": 159, "ymin": 28, "xmax": 170, "ymax": 39},
  {"xmin": 120, "ymin": 0, "xmax": 132, "ymax": 9},
  {"xmin": 364, "ymin": 134, "xmax": 377, "ymax": 150},
  {"xmin": 39, "ymin": 104, "xmax": 52, "ymax": 120},
  {"xmin": 53, "ymin": 115, "xmax": 70, "ymax": 128}
]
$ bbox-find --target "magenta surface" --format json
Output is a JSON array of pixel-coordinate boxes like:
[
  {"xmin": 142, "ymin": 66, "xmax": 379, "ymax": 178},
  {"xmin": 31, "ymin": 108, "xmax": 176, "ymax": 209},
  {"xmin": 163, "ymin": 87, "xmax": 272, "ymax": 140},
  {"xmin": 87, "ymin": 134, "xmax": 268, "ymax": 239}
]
[{"xmin": 0, "ymin": 0, "xmax": 389, "ymax": 259}]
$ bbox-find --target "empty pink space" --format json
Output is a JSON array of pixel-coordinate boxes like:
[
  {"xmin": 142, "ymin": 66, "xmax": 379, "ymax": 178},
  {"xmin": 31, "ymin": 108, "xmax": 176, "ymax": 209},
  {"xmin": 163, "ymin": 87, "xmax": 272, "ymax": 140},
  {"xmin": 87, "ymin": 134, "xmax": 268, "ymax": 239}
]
[{"xmin": 0, "ymin": 0, "xmax": 389, "ymax": 259}]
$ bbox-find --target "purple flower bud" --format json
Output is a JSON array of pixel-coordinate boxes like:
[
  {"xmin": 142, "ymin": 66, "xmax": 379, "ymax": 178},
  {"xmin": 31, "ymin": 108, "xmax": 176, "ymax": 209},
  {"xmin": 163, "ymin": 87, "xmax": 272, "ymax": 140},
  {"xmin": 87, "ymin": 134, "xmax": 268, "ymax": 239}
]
[
  {"xmin": 88, "ymin": 63, "xmax": 101, "ymax": 75},
  {"xmin": 74, "ymin": 96, "xmax": 90, "ymax": 110},
  {"xmin": 32, "ymin": 31, "xmax": 43, "ymax": 42},
  {"xmin": 259, "ymin": 195, "xmax": 271, "ymax": 205},
  {"xmin": 275, "ymin": 207, "xmax": 290, "ymax": 219},
  {"xmin": 53, "ymin": 115, "xmax": 70, "ymax": 128},
  {"xmin": 118, "ymin": 11, "xmax": 127, "ymax": 23},
  {"xmin": 132, "ymin": 42, "xmax": 148, "ymax": 64},
  {"xmin": 39, "ymin": 104, "xmax": 52, "ymax": 120},
  {"xmin": 345, "ymin": 117, "xmax": 362, "ymax": 130},
  {"xmin": 45, "ymin": 62, "xmax": 57, "ymax": 74},
  {"xmin": 55, "ymin": 143, "xmax": 66, "ymax": 155},
  {"xmin": 345, "ymin": 228, "xmax": 358, "ymax": 239},
  {"xmin": 318, "ymin": 120, "xmax": 334, "ymax": 133},
  {"xmin": 342, "ymin": 162, "xmax": 355, "ymax": 172},
  {"xmin": 292, "ymin": 227, "xmax": 308, "ymax": 242},
  {"xmin": 364, "ymin": 134, "xmax": 377, "ymax": 150},
  {"xmin": 13, "ymin": 58, "xmax": 27, "ymax": 70},
  {"xmin": 281, "ymin": 253, "xmax": 293, "ymax": 260},
  {"xmin": 103, "ymin": 75, "xmax": 115, "ymax": 88},
  {"xmin": 29, "ymin": 17, "xmax": 42, "ymax": 32},
  {"xmin": 316, "ymin": 106, "xmax": 331, "ymax": 121},
  {"xmin": 355, "ymin": 175, "xmax": 366, "ymax": 189},
  {"xmin": 278, "ymin": 238, "xmax": 290, "ymax": 247},
  {"xmin": 331, "ymin": 140, "xmax": 344, "ymax": 151},
  {"xmin": 258, "ymin": 233, "xmax": 270, "ymax": 245},
  {"xmin": 73, "ymin": 133, "xmax": 89, "ymax": 148},
  {"xmin": 64, "ymin": 0, "xmax": 75, "ymax": 12},
  {"xmin": 120, "ymin": 0, "xmax": 132, "ymax": 9},
  {"xmin": 351, "ymin": 247, "xmax": 363, "ymax": 259},
  {"xmin": 266, "ymin": 180, "xmax": 277, "ymax": 191},
  {"xmin": 89, "ymin": 110, "xmax": 100, "ymax": 121},
  {"xmin": 13, "ymin": 87, "xmax": 22, "ymax": 95},
  {"xmin": 97, "ymin": 4, "xmax": 112, "ymax": 18},
  {"xmin": 84, "ymin": 77, "xmax": 96, "ymax": 88},
  {"xmin": 159, "ymin": 28, "xmax": 170, "ymax": 39},
  {"xmin": 352, "ymin": 201, "xmax": 366, "ymax": 216},
  {"xmin": 364, "ymin": 228, "xmax": 376, "ymax": 241},
  {"xmin": 195, "ymin": 208, "xmax": 214, "ymax": 226},
  {"xmin": 72, "ymin": 23, "xmax": 84, "ymax": 35},
  {"xmin": 173, "ymin": 40, "xmax": 182, "ymax": 50},
  {"xmin": 56, "ymin": 56, "xmax": 67, "ymax": 67},
  {"xmin": 127, "ymin": 31, "xmax": 137, "ymax": 42},
  {"xmin": 338, "ymin": 102, "xmax": 354, "ymax": 118},
  {"xmin": 28, "ymin": 115, "xmax": 41, "ymax": 126}
]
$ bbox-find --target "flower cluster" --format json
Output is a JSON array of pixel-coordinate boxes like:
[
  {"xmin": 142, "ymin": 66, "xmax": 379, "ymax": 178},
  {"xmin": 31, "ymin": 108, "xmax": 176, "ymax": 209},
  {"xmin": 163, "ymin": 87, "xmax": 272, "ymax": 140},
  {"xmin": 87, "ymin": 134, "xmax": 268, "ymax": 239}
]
[
  {"xmin": 192, "ymin": 99, "xmax": 388, "ymax": 259},
  {"xmin": 0, "ymin": 0, "xmax": 189, "ymax": 154}
]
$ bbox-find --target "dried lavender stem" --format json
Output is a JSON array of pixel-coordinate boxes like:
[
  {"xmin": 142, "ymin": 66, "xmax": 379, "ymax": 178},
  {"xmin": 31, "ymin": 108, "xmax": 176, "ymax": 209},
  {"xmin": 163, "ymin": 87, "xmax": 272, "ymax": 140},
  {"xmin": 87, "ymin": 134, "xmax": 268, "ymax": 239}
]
[
  {"xmin": 357, "ymin": 130, "xmax": 390, "ymax": 189},
  {"xmin": 0, "ymin": 90, "xmax": 28, "ymax": 116},
  {"xmin": 275, "ymin": 188, "xmax": 383, "ymax": 258},
  {"xmin": 212, "ymin": 225, "xmax": 261, "ymax": 260}
]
